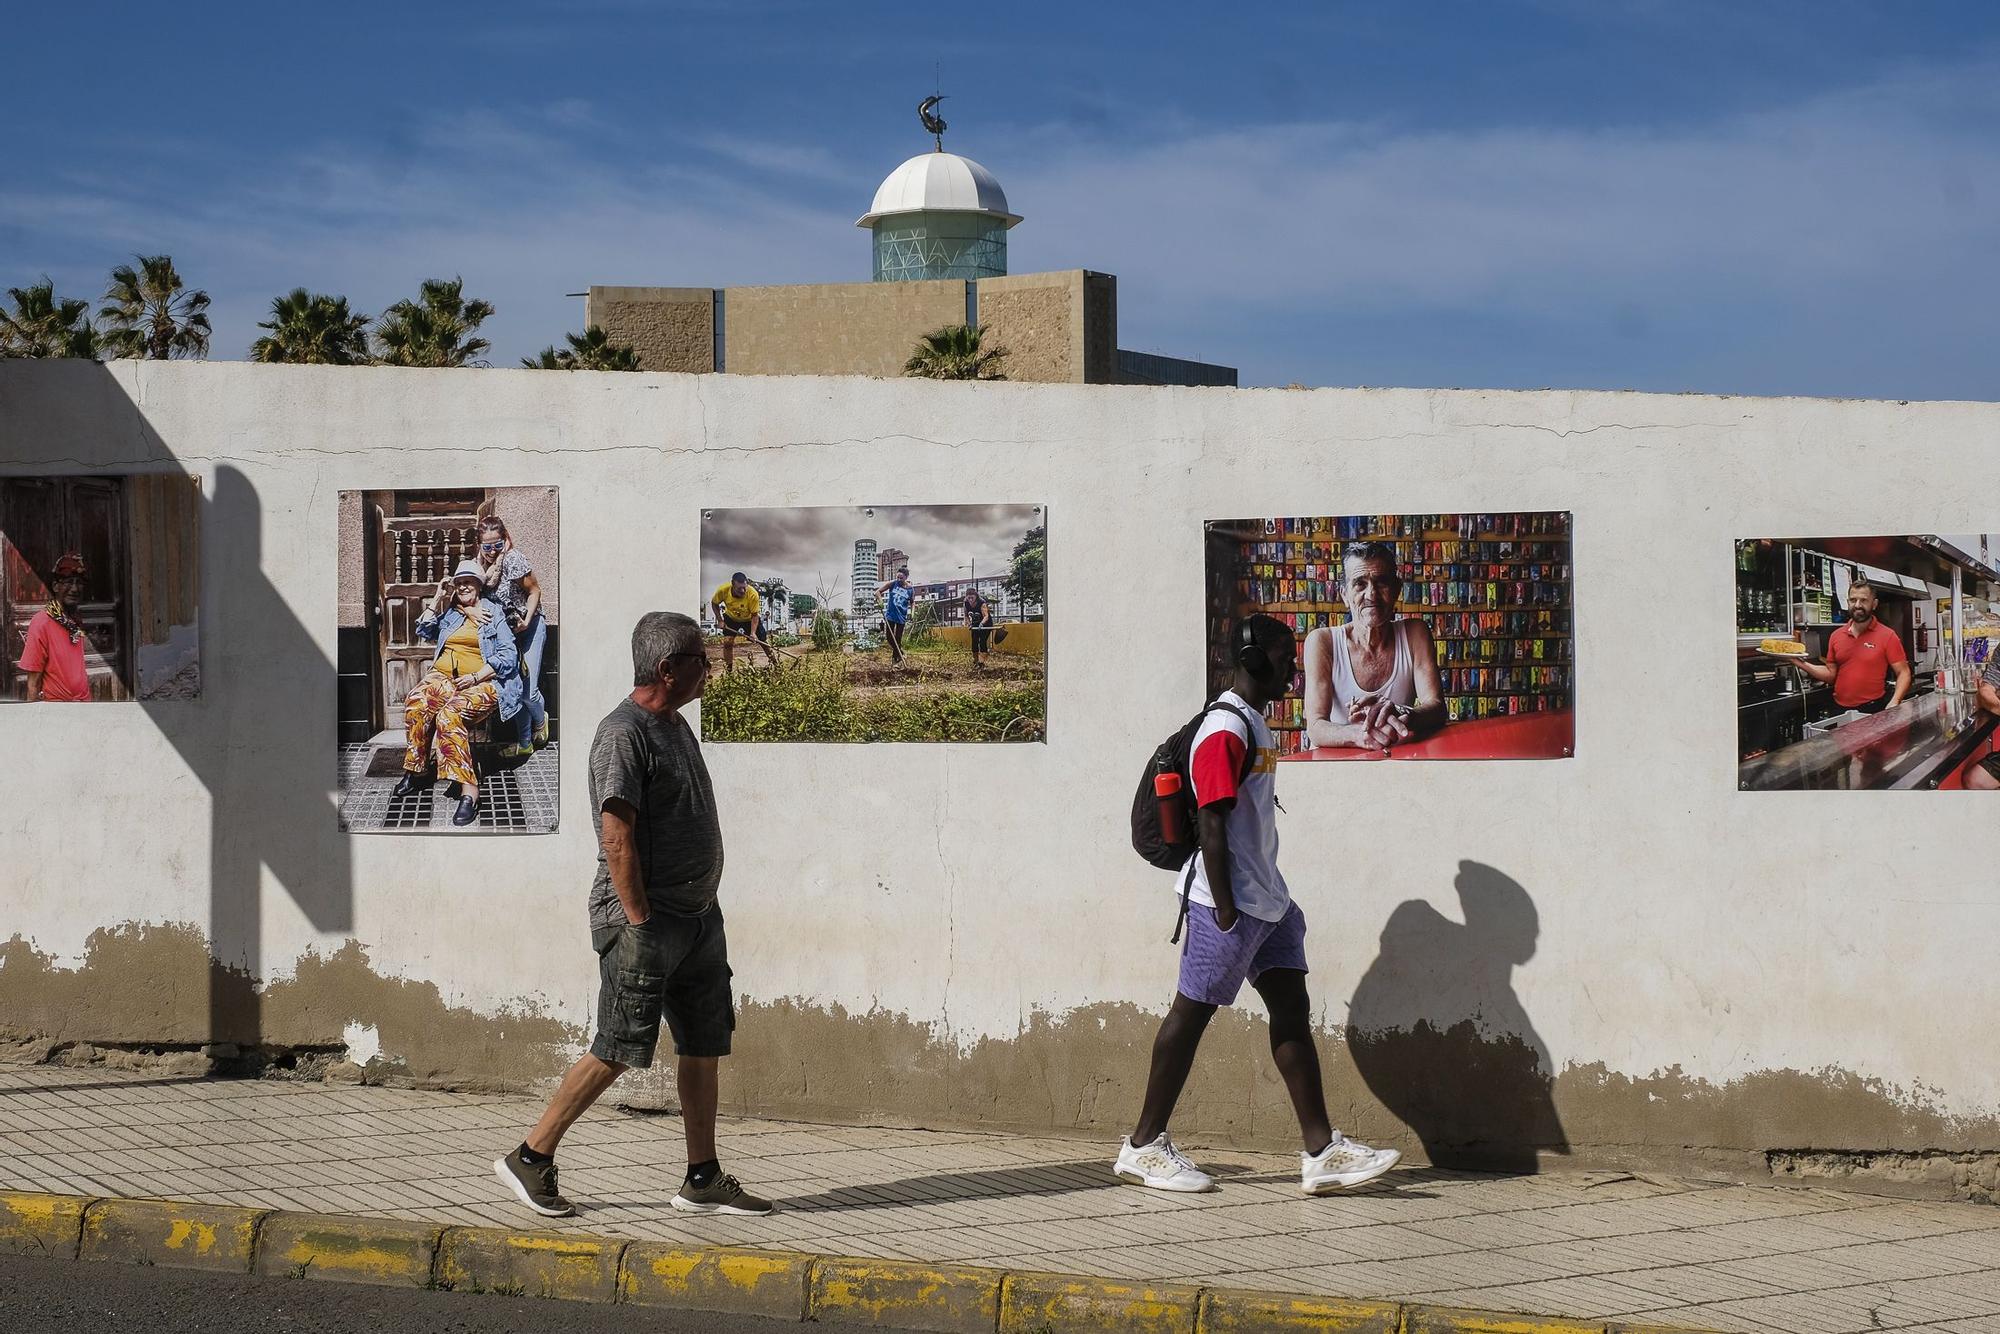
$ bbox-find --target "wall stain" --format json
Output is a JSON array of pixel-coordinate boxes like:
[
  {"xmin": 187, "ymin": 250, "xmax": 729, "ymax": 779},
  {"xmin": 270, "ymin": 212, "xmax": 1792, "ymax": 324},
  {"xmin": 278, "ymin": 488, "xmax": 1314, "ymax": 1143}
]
[
  {"xmin": 6, "ymin": 921, "xmax": 1998, "ymax": 1196},
  {"xmin": 1, "ymin": 923, "xmax": 578, "ymax": 1090}
]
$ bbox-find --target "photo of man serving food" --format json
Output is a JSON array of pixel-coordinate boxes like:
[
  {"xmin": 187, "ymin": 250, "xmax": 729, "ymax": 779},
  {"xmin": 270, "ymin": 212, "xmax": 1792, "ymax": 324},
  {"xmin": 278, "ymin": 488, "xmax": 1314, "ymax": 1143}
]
[{"xmin": 1736, "ymin": 533, "xmax": 2000, "ymax": 792}]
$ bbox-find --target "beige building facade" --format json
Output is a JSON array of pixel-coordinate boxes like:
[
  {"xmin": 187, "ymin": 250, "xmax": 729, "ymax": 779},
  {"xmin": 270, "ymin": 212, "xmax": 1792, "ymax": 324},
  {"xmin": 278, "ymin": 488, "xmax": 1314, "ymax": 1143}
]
[{"xmin": 586, "ymin": 270, "xmax": 1232, "ymax": 387}]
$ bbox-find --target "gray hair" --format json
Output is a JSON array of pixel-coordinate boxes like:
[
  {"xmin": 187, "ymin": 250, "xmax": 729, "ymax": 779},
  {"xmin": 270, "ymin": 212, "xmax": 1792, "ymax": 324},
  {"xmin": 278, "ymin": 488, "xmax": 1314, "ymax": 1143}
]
[
  {"xmin": 631, "ymin": 611, "xmax": 703, "ymax": 685},
  {"xmin": 1342, "ymin": 540, "xmax": 1401, "ymax": 577}
]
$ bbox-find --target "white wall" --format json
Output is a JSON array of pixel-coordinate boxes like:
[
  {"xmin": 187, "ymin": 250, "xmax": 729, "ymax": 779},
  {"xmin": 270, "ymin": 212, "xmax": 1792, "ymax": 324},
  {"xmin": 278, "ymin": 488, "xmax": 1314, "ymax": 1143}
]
[{"xmin": 3, "ymin": 360, "xmax": 1997, "ymax": 1165}]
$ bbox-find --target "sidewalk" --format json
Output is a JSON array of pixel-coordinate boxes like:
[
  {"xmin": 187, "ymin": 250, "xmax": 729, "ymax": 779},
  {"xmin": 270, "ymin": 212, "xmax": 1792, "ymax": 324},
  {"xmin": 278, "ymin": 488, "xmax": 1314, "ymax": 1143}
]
[{"xmin": 2, "ymin": 1061, "xmax": 1997, "ymax": 1333}]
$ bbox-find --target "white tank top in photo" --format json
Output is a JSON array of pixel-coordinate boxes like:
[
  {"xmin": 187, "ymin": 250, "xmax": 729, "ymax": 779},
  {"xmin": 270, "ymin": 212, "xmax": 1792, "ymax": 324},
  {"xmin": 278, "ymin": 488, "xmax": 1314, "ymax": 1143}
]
[{"xmin": 1331, "ymin": 618, "xmax": 1417, "ymax": 713}]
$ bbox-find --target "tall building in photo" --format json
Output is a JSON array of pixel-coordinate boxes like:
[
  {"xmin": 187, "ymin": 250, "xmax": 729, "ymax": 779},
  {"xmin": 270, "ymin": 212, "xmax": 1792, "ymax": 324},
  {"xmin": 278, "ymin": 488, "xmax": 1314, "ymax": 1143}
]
[
  {"xmin": 586, "ymin": 102, "xmax": 1235, "ymax": 387},
  {"xmin": 852, "ymin": 539, "xmax": 879, "ymax": 617},
  {"xmin": 877, "ymin": 546, "xmax": 909, "ymax": 581}
]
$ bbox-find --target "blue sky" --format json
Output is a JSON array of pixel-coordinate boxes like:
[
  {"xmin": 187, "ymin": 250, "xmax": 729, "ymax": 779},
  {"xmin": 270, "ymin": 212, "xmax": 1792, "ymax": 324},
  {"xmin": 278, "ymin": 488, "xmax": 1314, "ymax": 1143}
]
[{"xmin": 7, "ymin": 2, "xmax": 1998, "ymax": 397}]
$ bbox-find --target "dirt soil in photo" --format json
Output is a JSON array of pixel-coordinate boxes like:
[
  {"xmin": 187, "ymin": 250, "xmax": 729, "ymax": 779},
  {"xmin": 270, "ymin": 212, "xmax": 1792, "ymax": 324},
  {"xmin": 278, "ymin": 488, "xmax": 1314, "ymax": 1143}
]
[{"xmin": 699, "ymin": 642, "xmax": 1046, "ymax": 742}]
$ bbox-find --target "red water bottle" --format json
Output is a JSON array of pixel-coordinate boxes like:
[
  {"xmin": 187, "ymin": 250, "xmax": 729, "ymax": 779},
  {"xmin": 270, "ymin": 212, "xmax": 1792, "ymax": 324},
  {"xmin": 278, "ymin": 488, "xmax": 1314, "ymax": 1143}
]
[{"xmin": 1155, "ymin": 770, "xmax": 1187, "ymax": 847}]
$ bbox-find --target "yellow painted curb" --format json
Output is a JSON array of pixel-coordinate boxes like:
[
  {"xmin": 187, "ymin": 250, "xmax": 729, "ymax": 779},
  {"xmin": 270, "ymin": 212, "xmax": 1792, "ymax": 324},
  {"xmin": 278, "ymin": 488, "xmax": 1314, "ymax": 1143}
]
[
  {"xmin": 10, "ymin": 1190, "xmax": 1728, "ymax": 1333},
  {"xmin": 1001, "ymin": 1269, "xmax": 1201, "ymax": 1333},
  {"xmin": 436, "ymin": 1224, "xmax": 623, "ymax": 1302},
  {"xmin": 80, "ymin": 1198, "xmax": 266, "ymax": 1273},
  {"xmin": 1403, "ymin": 1307, "xmax": 1606, "ymax": 1334},
  {"xmin": 620, "ymin": 1241, "xmax": 811, "ymax": 1319},
  {"xmin": 1198, "ymin": 1286, "xmax": 1401, "ymax": 1332},
  {"xmin": 252, "ymin": 1213, "xmax": 443, "ymax": 1287},
  {"xmin": 810, "ymin": 1255, "xmax": 1003, "ymax": 1333},
  {"xmin": 0, "ymin": 1191, "xmax": 91, "ymax": 1259}
]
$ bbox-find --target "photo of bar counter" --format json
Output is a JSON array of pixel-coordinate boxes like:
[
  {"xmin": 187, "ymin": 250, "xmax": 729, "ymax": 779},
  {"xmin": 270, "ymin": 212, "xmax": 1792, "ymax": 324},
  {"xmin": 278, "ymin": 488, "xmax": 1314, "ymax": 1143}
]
[
  {"xmin": 1205, "ymin": 513, "xmax": 1573, "ymax": 761},
  {"xmin": 698, "ymin": 504, "xmax": 1046, "ymax": 743},
  {"xmin": 1737, "ymin": 534, "xmax": 2000, "ymax": 791}
]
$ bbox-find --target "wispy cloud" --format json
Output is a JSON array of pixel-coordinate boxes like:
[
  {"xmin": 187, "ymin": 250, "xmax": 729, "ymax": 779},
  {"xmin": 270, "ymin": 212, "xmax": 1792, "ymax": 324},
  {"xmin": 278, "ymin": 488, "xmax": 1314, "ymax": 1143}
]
[
  {"xmin": 1011, "ymin": 60, "xmax": 2000, "ymax": 309},
  {"xmin": 3, "ymin": 56, "xmax": 1995, "ymax": 394}
]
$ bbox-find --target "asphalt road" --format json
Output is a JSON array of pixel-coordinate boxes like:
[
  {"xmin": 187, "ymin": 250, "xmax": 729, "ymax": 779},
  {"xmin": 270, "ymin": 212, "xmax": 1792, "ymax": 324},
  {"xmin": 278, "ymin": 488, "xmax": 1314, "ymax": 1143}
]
[{"xmin": 0, "ymin": 1252, "xmax": 869, "ymax": 1333}]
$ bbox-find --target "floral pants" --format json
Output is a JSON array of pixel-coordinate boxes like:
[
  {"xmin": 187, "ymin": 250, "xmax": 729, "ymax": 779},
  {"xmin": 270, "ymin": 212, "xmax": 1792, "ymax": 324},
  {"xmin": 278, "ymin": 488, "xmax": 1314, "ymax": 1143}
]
[{"xmin": 403, "ymin": 674, "xmax": 499, "ymax": 787}]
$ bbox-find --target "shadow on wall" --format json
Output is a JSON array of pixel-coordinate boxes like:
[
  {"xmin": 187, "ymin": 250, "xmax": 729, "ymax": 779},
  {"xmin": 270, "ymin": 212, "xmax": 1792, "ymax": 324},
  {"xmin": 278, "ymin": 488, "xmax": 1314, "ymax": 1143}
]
[
  {"xmin": 40, "ymin": 362, "xmax": 355, "ymax": 1056},
  {"xmin": 1347, "ymin": 860, "xmax": 1568, "ymax": 1173}
]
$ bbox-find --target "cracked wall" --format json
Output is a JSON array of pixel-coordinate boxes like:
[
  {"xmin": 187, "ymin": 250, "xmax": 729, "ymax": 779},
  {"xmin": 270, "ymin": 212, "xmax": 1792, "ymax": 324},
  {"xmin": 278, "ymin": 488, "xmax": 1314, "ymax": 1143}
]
[{"xmin": 3, "ymin": 360, "xmax": 1999, "ymax": 1195}]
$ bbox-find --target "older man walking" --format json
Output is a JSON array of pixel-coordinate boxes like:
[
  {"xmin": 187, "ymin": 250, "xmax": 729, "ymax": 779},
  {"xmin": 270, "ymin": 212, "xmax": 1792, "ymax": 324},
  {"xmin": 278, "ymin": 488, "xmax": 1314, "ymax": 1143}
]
[{"xmin": 496, "ymin": 611, "xmax": 771, "ymax": 1217}]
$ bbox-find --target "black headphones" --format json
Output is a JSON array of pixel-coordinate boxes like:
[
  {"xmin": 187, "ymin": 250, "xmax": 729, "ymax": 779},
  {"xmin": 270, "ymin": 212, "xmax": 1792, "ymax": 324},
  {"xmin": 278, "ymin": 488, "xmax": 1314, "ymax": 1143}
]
[{"xmin": 1236, "ymin": 617, "xmax": 1274, "ymax": 681}]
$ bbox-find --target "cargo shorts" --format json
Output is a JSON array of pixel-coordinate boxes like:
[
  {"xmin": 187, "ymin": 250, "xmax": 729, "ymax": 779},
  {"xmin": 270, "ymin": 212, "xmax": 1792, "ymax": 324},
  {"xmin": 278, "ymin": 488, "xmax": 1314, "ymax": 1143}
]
[{"xmin": 588, "ymin": 903, "xmax": 734, "ymax": 1068}]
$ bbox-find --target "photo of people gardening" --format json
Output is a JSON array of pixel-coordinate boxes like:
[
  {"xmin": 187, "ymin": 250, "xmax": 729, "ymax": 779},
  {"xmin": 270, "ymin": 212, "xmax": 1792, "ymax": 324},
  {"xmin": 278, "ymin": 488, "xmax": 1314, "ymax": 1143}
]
[{"xmin": 698, "ymin": 504, "xmax": 1046, "ymax": 743}]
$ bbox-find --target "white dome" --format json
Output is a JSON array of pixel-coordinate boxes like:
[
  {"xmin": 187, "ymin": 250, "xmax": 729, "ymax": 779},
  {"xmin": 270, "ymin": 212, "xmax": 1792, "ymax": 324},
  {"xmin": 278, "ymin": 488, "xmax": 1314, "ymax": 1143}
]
[{"xmin": 857, "ymin": 151, "xmax": 1022, "ymax": 229}]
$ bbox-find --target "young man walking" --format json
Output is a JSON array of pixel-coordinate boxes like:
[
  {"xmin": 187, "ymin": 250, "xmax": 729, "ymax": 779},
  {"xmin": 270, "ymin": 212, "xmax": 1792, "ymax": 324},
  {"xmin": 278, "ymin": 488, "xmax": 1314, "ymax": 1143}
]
[
  {"xmin": 497, "ymin": 611, "xmax": 772, "ymax": 1218},
  {"xmin": 1116, "ymin": 613, "xmax": 1401, "ymax": 1196}
]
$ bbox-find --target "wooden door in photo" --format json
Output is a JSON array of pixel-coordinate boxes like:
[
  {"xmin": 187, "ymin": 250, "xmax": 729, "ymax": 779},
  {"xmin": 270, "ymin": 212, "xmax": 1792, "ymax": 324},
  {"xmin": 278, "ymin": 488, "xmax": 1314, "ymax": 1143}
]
[
  {"xmin": 1, "ymin": 476, "xmax": 131, "ymax": 701},
  {"xmin": 367, "ymin": 491, "xmax": 484, "ymax": 732}
]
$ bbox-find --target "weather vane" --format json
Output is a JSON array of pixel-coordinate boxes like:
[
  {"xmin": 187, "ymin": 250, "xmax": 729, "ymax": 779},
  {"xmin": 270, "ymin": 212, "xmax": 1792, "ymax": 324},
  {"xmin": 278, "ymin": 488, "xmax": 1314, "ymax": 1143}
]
[{"xmin": 918, "ymin": 94, "xmax": 947, "ymax": 151}]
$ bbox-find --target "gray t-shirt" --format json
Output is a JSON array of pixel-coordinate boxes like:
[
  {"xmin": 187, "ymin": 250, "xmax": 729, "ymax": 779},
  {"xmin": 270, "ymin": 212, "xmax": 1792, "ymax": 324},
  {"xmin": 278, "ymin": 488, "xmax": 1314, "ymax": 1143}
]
[{"xmin": 587, "ymin": 699, "xmax": 723, "ymax": 926}]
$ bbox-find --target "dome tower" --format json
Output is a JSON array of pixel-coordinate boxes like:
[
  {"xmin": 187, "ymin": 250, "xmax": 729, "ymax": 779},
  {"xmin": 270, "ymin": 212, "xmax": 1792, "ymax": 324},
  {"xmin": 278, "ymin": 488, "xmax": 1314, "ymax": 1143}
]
[{"xmin": 859, "ymin": 99, "xmax": 1022, "ymax": 281}]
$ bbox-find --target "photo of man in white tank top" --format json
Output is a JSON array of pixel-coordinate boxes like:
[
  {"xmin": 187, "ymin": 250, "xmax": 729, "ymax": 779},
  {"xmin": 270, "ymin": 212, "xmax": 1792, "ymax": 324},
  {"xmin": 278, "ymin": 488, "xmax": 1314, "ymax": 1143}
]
[{"xmin": 1302, "ymin": 541, "xmax": 1448, "ymax": 751}]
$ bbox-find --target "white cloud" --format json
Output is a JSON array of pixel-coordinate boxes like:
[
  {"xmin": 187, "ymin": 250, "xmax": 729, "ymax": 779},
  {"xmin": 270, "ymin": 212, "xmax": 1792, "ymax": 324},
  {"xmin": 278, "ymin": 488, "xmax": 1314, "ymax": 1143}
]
[
  {"xmin": 1007, "ymin": 60, "xmax": 2000, "ymax": 314},
  {"xmin": 4, "ymin": 58, "xmax": 1995, "ymax": 391}
]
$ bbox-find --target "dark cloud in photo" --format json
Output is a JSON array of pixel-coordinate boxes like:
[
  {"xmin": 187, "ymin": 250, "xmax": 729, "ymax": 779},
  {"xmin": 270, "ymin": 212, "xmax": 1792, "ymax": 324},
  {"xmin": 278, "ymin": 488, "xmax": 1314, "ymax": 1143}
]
[{"xmin": 701, "ymin": 504, "xmax": 1043, "ymax": 610}]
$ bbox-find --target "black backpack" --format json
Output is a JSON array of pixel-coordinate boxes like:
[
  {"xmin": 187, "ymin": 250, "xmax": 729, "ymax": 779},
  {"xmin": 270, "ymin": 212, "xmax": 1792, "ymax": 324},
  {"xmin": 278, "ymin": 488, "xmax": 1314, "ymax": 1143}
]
[{"xmin": 1130, "ymin": 699, "xmax": 1259, "ymax": 942}]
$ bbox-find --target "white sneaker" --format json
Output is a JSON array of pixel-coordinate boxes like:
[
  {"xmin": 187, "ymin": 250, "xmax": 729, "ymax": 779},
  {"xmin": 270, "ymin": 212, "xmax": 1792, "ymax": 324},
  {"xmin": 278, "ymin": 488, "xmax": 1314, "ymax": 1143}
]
[
  {"xmin": 1301, "ymin": 1134, "xmax": 1401, "ymax": 1194},
  {"xmin": 1113, "ymin": 1133, "xmax": 1215, "ymax": 1192}
]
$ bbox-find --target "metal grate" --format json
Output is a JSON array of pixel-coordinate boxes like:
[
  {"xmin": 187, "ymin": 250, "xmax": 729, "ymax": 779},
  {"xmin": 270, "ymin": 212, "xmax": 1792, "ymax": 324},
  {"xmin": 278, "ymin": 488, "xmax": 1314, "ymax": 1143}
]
[{"xmin": 338, "ymin": 742, "xmax": 559, "ymax": 834}]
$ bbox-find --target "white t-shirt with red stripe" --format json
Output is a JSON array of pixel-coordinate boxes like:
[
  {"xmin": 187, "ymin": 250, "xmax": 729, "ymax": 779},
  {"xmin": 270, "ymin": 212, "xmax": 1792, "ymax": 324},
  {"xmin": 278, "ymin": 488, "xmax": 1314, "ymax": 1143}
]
[{"xmin": 1181, "ymin": 691, "xmax": 1290, "ymax": 924}]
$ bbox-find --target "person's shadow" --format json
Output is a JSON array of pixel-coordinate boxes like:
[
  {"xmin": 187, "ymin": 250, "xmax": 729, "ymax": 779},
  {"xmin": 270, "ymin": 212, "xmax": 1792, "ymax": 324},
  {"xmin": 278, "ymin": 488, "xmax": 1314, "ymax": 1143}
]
[{"xmin": 1346, "ymin": 860, "xmax": 1567, "ymax": 1174}]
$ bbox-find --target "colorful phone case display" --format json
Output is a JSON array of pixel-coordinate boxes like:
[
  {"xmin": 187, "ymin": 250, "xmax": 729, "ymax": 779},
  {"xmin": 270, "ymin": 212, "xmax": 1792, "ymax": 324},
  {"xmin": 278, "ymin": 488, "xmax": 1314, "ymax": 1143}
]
[{"xmin": 1204, "ymin": 513, "xmax": 1574, "ymax": 761}]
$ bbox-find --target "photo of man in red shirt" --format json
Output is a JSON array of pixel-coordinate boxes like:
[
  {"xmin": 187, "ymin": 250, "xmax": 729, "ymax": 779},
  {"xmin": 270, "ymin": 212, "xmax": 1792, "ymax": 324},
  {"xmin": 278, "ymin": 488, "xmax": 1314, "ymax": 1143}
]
[
  {"xmin": 1789, "ymin": 579, "xmax": 1911, "ymax": 714},
  {"xmin": 17, "ymin": 552, "xmax": 94, "ymax": 703}
]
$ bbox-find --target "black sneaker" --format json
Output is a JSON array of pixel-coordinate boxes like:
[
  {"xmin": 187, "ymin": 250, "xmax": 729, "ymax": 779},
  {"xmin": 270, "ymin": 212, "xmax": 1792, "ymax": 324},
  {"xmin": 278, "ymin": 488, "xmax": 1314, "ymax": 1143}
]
[
  {"xmin": 671, "ymin": 1171, "xmax": 774, "ymax": 1215},
  {"xmin": 495, "ymin": 1148, "xmax": 574, "ymax": 1217}
]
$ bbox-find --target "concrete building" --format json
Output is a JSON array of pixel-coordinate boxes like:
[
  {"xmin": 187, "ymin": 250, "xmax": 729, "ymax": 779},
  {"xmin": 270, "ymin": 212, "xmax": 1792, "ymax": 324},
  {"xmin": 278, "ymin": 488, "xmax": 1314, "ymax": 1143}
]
[
  {"xmin": 587, "ymin": 129, "xmax": 1234, "ymax": 388},
  {"xmin": 876, "ymin": 546, "xmax": 908, "ymax": 583},
  {"xmin": 850, "ymin": 538, "xmax": 878, "ymax": 617}
]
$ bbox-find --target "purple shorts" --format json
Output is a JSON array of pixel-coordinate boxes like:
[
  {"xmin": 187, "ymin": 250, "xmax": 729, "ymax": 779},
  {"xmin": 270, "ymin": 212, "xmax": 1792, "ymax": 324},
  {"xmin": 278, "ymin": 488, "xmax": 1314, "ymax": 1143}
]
[{"xmin": 1177, "ymin": 901, "xmax": 1308, "ymax": 1006}]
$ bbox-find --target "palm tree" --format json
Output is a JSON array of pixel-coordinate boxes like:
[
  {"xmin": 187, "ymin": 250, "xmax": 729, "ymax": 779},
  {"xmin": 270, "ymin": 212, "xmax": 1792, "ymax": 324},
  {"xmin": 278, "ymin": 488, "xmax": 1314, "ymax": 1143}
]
[
  {"xmin": 373, "ymin": 276, "xmax": 493, "ymax": 367},
  {"xmin": 903, "ymin": 323, "xmax": 1008, "ymax": 381},
  {"xmin": 248, "ymin": 289, "xmax": 371, "ymax": 364},
  {"xmin": 521, "ymin": 325, "xmax": 640, "ymax": 371},
  {"xmin": 98, "ymin": 255, "xmax": 210, "ymax": 360},
  {"xmin": 0, "ymin": 279, "xmax": 99, "ymax": 359}
]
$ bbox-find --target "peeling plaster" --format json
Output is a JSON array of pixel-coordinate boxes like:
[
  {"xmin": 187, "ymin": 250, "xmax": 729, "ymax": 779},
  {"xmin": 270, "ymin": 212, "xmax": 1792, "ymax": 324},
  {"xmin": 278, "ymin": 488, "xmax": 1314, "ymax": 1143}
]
[{"xmin": 6, "ymin": 924, "xmax": 1993, "ymax": 1196}]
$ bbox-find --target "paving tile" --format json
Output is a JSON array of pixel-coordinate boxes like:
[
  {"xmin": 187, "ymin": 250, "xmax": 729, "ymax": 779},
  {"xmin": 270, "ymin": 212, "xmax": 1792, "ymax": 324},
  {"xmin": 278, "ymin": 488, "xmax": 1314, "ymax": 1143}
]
[
  {"xmin": 1411, "ymin": 1272, "xmax": 1690, "ymax": 1319},
  {"xmin": 3, "ymin": 1061, "xmax": 1996, "ymax": 1332}
]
